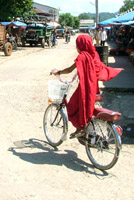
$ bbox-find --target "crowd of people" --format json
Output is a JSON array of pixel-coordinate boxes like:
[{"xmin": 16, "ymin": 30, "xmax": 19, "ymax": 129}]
[
  {"xmin": 52, "ymin": 27, "xmax": 71, "ymax": 46},
  {"xmin": 90, "ymin": 25, "xmax": 134, "ymax": 52},
  {"xmin": 89, "ymin": 27, "xmax": 108, "ymax": 47},
  {"xmin": 111, "ymin": 26, "xmax": 134, "ymax": 51}
]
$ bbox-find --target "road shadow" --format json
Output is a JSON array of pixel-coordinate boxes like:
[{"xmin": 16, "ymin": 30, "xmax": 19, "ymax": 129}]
[
  {"xmin": 101, "ymin": 91, "xmax": 134, "ymax": 145},
  {"xmin": 8, "ymin": 138, "xmax": 112, "ymax": 179},
  {"xmin": 103, "ymin": 53, "xmax": 134, "ymax": 92}
]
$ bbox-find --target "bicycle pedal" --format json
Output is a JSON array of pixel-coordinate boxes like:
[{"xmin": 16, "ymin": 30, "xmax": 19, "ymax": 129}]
[{"xmin": 70, "ymin": 132, "xmax": 85, "ymax": 139}]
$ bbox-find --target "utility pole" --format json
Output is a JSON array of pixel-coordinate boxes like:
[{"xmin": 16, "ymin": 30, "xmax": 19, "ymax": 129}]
[
  {"xmin": 89, "ymin": 1, "xmax": 99, "ymax": 27},
  {"xmin": 95, "ymin": 0, "xmax": 99, "ymax": 26}
]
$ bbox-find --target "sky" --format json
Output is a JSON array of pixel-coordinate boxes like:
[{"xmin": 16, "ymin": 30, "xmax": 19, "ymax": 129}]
[{"xmin": 33, "ymin": 0, "xmax": 124, "ymax": 16}]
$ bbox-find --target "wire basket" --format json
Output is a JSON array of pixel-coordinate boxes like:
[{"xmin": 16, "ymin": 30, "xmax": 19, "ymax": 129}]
[{"xmin": 48, "ymin": 80, "xmax": 72, "ymax": 102}]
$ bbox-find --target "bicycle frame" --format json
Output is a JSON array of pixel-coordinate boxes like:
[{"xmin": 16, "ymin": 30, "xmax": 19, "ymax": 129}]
[
  {"xmin": 44, "ymin": 72, "xmax": 123, "ymax": 169},
  {"xmin": 49, "ymin": 72, "xmax": 122, "ymax": 138}
]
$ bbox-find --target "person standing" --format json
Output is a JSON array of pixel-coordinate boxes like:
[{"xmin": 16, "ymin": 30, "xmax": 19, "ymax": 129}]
[
  {"xmin": 52, "ymin": 28, "xmax": 57, "ymax": 47},
  {"xmin": 65, "ymin": 27, "xmax": 70, "ymax": 43},
  {"xmin": 100, "ymin": 28, "xmax": 107, "ymax": 46},
  {"xmin": 95, "ymin": 28, "xmax": 101, "ymax": 46}
]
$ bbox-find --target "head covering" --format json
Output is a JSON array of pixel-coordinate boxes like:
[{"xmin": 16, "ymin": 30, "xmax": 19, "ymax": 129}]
[
  {"xmin": 76, "ymin": 34, "xmax": 95, "ymax": 57},
  {"xmin": 76, "ymin": 35, "xmax": 103, "ymax": 79}
]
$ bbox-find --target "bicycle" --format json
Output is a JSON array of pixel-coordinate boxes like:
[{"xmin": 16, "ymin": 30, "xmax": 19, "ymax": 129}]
[{"xmin": 43, "ymin": 73, "xmax": 122, "ymax": 170}]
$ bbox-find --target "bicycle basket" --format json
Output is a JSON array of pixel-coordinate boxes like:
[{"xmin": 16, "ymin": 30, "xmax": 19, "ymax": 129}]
[{"xmin": 48, "ymin": 80, "xmax": 72, "ymax": 102}]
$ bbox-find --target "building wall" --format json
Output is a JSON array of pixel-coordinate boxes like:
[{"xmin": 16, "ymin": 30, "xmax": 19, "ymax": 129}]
[{"xmin": 33, "ymin": 2, "xmax": 59, "ymax": 21}]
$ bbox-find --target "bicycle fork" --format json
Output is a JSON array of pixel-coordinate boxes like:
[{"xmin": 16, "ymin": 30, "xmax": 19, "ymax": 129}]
[
  {"xmin": 50, "ymin": 103, "xmax": 68, "ymax": 141},
  {"xmin": 50, "ymin": 104, "xmax": 62, "ymax": 127}
]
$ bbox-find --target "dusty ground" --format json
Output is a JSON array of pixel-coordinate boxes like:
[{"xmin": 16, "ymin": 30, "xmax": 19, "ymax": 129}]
[{"xmin": 0, "ymin": 35, "xmax": 134, "ymax": 200}]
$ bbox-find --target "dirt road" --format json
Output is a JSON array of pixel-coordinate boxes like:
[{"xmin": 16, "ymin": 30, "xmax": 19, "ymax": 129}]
[{"xmin": 0, "ymin": 35, "xmax": 134, "ymax": 200}]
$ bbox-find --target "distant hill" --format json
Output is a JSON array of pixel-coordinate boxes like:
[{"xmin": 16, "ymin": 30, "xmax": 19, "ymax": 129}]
[
  {"xmin": 99, "ymin": 12, "xmax": 116, "ymax": 21},
  {"xmin": 78, "ymin": 12, "xmax": 116, "ymax": 22}
]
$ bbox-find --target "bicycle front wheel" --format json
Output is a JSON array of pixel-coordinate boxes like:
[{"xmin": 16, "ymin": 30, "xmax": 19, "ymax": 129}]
[
  {"xmin": 43, "ymin": 103, "xmax": 68, "ymax": 147},
  {"xmin": 85, "ymin": 119, "xmax": 121, "ymax": 170}
]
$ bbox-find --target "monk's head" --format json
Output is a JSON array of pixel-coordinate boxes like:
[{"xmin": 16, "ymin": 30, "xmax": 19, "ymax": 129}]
[{"xmin": 76, "ymin": 34, "xmax": 95, "ymax": 56}]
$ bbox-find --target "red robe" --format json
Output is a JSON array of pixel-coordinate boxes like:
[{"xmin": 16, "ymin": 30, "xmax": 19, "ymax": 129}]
[
  {"xmin": 94, "ymin": 50, "xmax": 123, "ymax": 81},
  {"xmin": 66, "ymin": 51, "xmax": 97, "ymax": 127},
  {"xmin": 66, "ymin": 35, "xmax": 123, "ymax": 128}
]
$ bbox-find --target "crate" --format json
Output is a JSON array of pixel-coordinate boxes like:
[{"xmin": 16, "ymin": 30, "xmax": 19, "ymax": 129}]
[
  {"xmin": 0, "ymin": 25, "xmax": 5, "ymax": 40},
  {"xmin": 48, "ymin": 80, "xmax": 72, "ymax": 102}
]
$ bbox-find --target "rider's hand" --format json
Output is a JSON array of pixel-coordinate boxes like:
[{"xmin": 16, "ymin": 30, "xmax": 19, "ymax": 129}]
[{"xmin": 50, "ymin": 69, "xmax": 59, "ymax": 75}]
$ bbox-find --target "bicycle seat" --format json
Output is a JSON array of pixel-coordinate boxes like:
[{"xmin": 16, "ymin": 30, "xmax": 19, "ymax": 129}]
[
  {"xmin": 93, "ymin": 107, "xmax": 121, "ymax": 121},
  {"xmin": 95, "ymin": 94, "xmax": 103, "ymax": 102}
]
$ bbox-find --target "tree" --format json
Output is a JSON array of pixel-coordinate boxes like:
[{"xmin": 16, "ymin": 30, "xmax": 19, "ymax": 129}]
[
  {"xmin": 78, "ymin": 12, "xmax": 116, "ymax": 22},
  {"xmin": 59, "ymin": 13, "xmax": 80, "ymax": 29},
  {"xmin": 78, "ymin": 13, "xmax": 90, "ymax": 20},
  {"xmin": 73, "ymin": 17, "xmax": 80, "ymax": 29},
  {"xmin": 119, "ymin": 0, "xmax": 134, "ymax": 13},
  {"xmin": 0, "ymin": 0, "xmax": 33, "ymax": 21}
]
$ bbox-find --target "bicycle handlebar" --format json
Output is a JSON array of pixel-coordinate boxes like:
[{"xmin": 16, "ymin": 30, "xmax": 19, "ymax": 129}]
[{"xmin": 50, "ymin": 69, "xmax": 78, "ymax": 84}]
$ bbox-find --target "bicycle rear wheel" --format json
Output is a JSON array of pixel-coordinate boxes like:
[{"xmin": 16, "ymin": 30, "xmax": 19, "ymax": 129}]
[
  {"xmin": 43, "ymin": 103, "xmax": 68, "ymax": 147},
  {"xmin": 85, "ymin": 119, "xmax": 121, "ymax": 170}
]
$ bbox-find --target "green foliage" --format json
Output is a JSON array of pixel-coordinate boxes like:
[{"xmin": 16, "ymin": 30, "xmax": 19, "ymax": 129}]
[
  {"xmin": 0, "ymin": 0, "xmax": 33, "ymax": 21},
  {"xmin": 59, "ymin": 12, "xmax": 116, "ymax": 27},
  {"xmin": 119, "ymin": 0, "xmax": 134, "ymax": 13},
  {"xmin": 79, "ymin": 13, "xmax": 92, "ymax": 19},
  {"xmin": 99, "ymin": 12, "xmax": 116, "ymax": 22},
  {"xmin": 73, "ymin": 17, "xmax": 80, "ymax": 29},
  {"xmin": 59, "ymin": 13, "xmax": 80, "ymax": 29}
]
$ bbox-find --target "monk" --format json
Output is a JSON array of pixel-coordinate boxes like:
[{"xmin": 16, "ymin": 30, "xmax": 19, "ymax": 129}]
[{"xmin": 51, "ymin": 34, "xmax": 123, "ymax": 138}]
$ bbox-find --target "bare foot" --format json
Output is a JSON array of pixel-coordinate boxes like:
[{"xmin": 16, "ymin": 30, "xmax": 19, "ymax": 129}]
[{"xmin": 70, "ymin": 127, "xmax": 85, "ymax": 139}]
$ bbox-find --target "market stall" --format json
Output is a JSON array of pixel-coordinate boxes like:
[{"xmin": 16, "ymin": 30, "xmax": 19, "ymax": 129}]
[{"xmin": 98, "ymin": 11, "xmax": 134, "ymax": 60}]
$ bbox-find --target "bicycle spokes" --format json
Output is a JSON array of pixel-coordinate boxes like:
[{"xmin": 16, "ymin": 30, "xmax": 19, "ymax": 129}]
[{"xmin": 85, "ymin": 119, "xmax": 121, "ymax": 170}]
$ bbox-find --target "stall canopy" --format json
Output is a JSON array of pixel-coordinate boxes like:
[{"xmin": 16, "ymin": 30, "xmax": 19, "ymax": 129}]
[
  {"xmin": 98, "ymin": 17, "xmax": 121, "ymax": 27},
  {"xmin": 121, "ymin": 21, "xmax": 134, "ymax": 25},
  {"xmin": 115, "ymin": 11, "xmax": 134, "ymax": 22},
  {"xmin": 27, "ymin": 23, "xmax": 44, "ymax": 27},
  {"xmin": 1, "ymin": 21, "xmax": 27, "ymax": 27},
  {"xmin": 0, "ymin": 22, "xmax": 11, "ymax": 26},
  {"xmin": 98, "ymin": 11, "xmax": 134, "ymax": 27},
  {"xmin": 47, "ymin": 22, "xmax": 60, "ymax": 27}
]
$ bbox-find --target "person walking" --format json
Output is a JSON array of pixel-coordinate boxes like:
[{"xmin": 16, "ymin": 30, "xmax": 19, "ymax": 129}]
[{"xmin": 100, "ymin": 28, "xmax": 107, "ymax": 46}]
